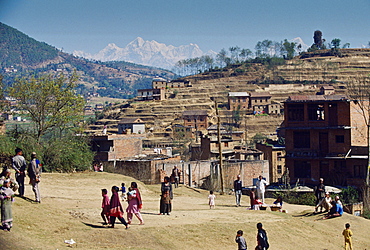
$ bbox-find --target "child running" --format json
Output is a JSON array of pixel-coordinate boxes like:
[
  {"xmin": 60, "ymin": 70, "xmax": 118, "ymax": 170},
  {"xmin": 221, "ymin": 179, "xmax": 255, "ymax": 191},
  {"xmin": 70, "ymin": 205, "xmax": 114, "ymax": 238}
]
[
  {"xmin": 342, "ymin": 223, "xmax": 353, "ymax": 250},
  {"xmin": 235, "ymin": 230, "xmax": 247, "ymax": 250},
  {"xmin": 101, "ymin": 189, "xmax": 110, "ymax": 225},
  {"xmin": 120, "ymin": 183, "xmax": 126, "ymax": 201},
  {"xmin": 208, "ymin": 190, "xmax": 216, "ymax": 209}
]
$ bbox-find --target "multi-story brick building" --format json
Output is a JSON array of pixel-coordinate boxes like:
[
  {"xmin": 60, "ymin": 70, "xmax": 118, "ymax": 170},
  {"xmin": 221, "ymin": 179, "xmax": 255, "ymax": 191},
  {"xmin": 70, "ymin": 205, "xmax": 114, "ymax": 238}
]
[
  {"xmin": 282, "ymin": 94, "xmax": 368, "ymax": 187},
  {"xmin": 228, "ymin": 92, "xmax": 250, "ymax": 111},
  {"xmin": 250, "ymin": 92, "xmax": 272, "ymax": 114},
  {"xmin": 256, "ymin": 141, "xmax": 286, "ymax": 183},
  {"xmin": 182, "ymin": 110, "xmax": 208, "ymax": 130}
]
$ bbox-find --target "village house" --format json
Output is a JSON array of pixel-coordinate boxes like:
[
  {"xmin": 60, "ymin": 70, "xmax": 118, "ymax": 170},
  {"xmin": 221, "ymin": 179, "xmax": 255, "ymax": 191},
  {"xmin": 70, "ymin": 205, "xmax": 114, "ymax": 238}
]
[
  {"xmin": 282, "ymin": 94, "xmax": 368, "ymax": 187},
  {"xmin": 319, "ymin": 85, "xmax": 335, "ymax": 95},
  {"xmin": 137, "ymin": 88, "xmax": 165, "ymax": 101},
  {"xmin": 228, "ymin": 92, "xmax": 250, "ymax": 111},
  {"xmin": 118, "ymin": 118, "xmax": 145, "ymax": 134},
  {"xmin": 249, "ymin": 92, "xmax": 272, "ymax": 114},
  {"xmin": 256, "ymin": 141, "xmax": 286, "ymax": 183},
  {"xmin": 182, "ymin": 110, "xmax": 209, "ymax": 131}
]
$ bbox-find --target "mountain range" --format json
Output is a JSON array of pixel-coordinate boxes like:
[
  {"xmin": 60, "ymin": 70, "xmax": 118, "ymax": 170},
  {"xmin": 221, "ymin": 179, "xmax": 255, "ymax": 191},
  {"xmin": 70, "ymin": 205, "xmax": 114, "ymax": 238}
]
[{"xmin": 73, "ymin": 37, "xmax": 216, "ymax": 70}]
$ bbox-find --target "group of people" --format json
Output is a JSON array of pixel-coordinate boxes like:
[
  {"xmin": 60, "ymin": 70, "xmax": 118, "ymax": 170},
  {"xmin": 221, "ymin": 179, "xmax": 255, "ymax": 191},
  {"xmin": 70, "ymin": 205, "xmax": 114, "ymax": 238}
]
[
  {"xmin": 314, "ymin": 178, "xmax": 344, "ymax": 219},
  {"xmin": 0, "ymin": 148, "xmax": 41, "ymax": 231},
  {"xmin": 235, "ymin": 223, "xmax": 269, "ymax": 250},
  {"xmin": 234, "ymin": 175, "xmax": 269, "ymax": 209},
  {"xmin": 101, "ymin": 181, "xmax": 144, "ymax": 228}
]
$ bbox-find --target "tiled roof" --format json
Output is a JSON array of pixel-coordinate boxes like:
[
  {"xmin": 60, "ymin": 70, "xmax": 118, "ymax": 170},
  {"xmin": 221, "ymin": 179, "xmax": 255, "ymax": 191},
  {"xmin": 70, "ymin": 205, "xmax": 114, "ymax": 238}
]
[
  {"xmin": 182, "ymin": 110, "xmax": 208, "ymax": 116},
  {"xmin": 250, "ymin": 92, "xmax": 271, "ymax": 97},
  {"xmin": 118, "ymin": 118, "xmax": 144, "ymax": 124},
  {"xmin": 286, "ymin": 95, "xmax": 349, "ymax": 102}
]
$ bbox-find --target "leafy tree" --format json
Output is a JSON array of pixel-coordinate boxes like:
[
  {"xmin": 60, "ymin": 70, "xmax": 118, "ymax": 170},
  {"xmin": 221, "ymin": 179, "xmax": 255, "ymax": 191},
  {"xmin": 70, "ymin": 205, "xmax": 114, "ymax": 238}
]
[
  {"xmin": 9, "ymin": 73, "xmax": 85, "ymax": 141},
  {"xmin": 331, "ymin": 38, "xmax": 341, "ymax": 49},
  {"xmin": 239, "ymin": 48, "xmax": 252, "ymax": 61},
  {"xmin": 308, "ymin": 30, "xmax": 326, "ymax": 51},
  {"xmin": 282, "ymin": 39, "xmax": 296, "ymax": 59}
]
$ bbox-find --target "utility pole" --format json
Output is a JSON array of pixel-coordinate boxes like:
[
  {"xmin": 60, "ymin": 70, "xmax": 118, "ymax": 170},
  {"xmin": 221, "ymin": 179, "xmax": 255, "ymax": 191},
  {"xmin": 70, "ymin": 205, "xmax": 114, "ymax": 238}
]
[{"xmin": 215, "ymin": 99, "xmax": 224, "ymax": 194}]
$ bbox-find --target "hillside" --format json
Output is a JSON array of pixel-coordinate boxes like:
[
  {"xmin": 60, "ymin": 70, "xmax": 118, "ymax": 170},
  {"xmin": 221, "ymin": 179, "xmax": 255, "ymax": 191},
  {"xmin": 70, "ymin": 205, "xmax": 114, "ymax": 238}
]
[
  {"xmin": 2, "ymin": 172, "xmax": 369, "ymax": 249},
  {"xmin": 88, "ymin": 49, "xmax": 370, "ymax": 147},
  {"xmin": 0, "ymin": 22, "xmax": 177, "ymax": 99}
]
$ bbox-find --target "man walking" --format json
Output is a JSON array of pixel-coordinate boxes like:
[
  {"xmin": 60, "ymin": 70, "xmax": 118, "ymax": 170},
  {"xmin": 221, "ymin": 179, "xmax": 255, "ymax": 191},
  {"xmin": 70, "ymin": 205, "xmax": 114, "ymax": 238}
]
[
  {"xmin": 256, "ymin": 175, "xmax": 268, "ymax": 203},
  {"xmin": 171, "ymin": 166, "xmax": 180, "ymax": 188},
  {"xmin": 28, "ymin": 152, "xmax": 41, "ymax": 203},
  {"xmin": 315, "ymin": 178, "xmax": 326, "ymax": 213},
  {"xmin": 234, "ymin": 175, "xmax": 242, "ymax": 206},
  {"xmin": 12, "ymin": 148, "xmax": 27, "ymax": 197}
]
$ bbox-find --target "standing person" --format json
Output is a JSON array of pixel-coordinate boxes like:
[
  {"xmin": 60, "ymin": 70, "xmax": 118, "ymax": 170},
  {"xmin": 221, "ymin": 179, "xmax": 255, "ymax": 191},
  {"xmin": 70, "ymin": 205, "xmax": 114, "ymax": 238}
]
[
  {"xmin": 250, "ymin": 188, "xmax": 256, "ymax": 210},
  {"xmin": 0, "ymin": 169, "xmax": 18, "ymax": 192},
  {"xmin": 27, "ymin": 152, "xmax": 41, "ymax": 203},
  {"xmin": 160, "ymin": 176, "xmax": 173, "ymax": 215},
  {"xmin": 120, "ymin": 183, "xmax": 126, "ymax": 201},
  {"xmin": 171, "ymin": 166, "xmax": 180, "ymax": 188},
  {"xmin": 315, "ymin": 178, "xmax": 326, "ymax": 213},
  {"xmin": 256, "ymin": 223, "xmax": 269, "ymax": 250},
  {"xmin": 234, "ymin": 175, "xmax": 242, "ymax": 206},
  {"xmin": 126, "ymin": 182, "xmax": 144, "ymax": 225},
  {"xmin": 342, "ymin": 223, "xmax": 353, "ymax": 250},
  {"xmin": 256, "ymin": 176, "xmax": 269, "ymax": 203},
  {"xmin": 235, "ymin": 230, "xmax": 247, "ymax": 250},
  {"xmin": 208, "ymin": 190, "xmax": 216, "ymax": 209},
  {"xmin": 0, "ymin": 180, "xmax": 14, "ymax": 231},
  {"xmin": 109, "ymin": 186, "xmax": 129, "ymax": 229},
  {"xmin": 101, "ymin": 189, "xmax": 110, "ymax": 225},
  {"xmin": 12, "ymin": 148, "xmax": 27, "ymax": 197}
]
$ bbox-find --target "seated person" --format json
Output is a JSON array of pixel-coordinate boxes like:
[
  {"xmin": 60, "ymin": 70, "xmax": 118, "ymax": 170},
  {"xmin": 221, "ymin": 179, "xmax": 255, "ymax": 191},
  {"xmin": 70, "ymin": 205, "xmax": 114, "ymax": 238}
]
[
  {"xmin": 323, "ymin": 200, "xmax": 343, "ymax": 219},
  {"xmin": 315, "ymin": 192, "xmax": 332, "ymax": 213},
  {"xmin": 273, "ymin": 196, "xmax": 283, "ymax": 207}
]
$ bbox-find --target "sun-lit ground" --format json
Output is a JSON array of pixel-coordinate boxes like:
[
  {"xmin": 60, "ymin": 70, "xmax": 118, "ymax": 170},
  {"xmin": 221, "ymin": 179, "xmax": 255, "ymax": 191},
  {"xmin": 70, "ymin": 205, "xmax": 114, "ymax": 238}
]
[{"xmin": 1, "ymin": 172, "xmax": 369, "ymax": 249}]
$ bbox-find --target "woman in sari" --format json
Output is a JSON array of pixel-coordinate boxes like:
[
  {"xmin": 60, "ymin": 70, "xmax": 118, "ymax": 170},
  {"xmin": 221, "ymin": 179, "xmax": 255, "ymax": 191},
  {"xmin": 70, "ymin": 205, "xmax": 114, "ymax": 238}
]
[
  {"xmin": 126, "ymin": 182, "xmax": 144, "ymax": 225},
  {"xmin": 160, "ymin": 176, "xmax": 173, "ymax": 215},
  {"xmin": 1, "ymin": 180, "xmax": 14, "ymax": 231},
  {"xmin": 109, "ymin": 186, "xmax": 129, "ymax": 229}
]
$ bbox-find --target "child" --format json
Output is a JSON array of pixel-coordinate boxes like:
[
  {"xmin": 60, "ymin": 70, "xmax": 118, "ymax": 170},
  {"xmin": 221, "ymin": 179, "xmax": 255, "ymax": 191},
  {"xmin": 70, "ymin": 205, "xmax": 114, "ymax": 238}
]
[
  {"xmin": 235, "ymin": 230, "xmax": 247, "ymax": 250},
  {"xmin": 160, "ymin": 190, "xmax": 171, "ymax": 215},
  {"xmin": 127, "ymin": 187, "xmax": 136, "ymax": 199},
  {"xmin": 101, "ymin": 189, "xmax": 110, "ymax": 225},
  {"xmin": 120, "ymin": 183, "xmax": 126, "ymax": 201},
  {"xmin": 256, "ymin": 223, "xmax": 269, "ymax": 250},
  {"xmin": 342, "ymin": 223, "xmax": 353, "ymax": 250},
  {"xmin": 208, "ymin": 190, "xmax": 216, "ymax": 209}
]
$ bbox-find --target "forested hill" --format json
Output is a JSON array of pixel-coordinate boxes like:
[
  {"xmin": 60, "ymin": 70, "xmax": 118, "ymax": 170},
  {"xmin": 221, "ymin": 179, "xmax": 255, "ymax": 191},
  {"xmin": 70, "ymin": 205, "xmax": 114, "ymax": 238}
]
[{"xmin": 0, "ymin": 22, "xmax": 177, "ymax": 99}]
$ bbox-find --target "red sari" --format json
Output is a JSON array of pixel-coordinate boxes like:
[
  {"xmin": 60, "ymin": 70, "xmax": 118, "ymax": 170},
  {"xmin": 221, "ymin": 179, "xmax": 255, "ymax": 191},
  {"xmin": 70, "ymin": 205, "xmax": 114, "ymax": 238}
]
[{"xmin": 110, "ymin": 192, "xmax": 124, "ymax": 217}]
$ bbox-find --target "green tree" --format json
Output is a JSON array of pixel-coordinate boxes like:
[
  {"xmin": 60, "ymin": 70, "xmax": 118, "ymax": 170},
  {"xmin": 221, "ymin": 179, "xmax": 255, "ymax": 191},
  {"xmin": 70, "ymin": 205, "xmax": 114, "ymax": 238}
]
[
  {"xmin": 9, "ymin": 73, "xmax": 85, "ymax": 141},
  {"xmin": 331, "ymin": 38, "xmax": 341, "ymax": 49},
  {"xmin": 282, "ymin": 39, "xmax": 296, "ymax": 59}
]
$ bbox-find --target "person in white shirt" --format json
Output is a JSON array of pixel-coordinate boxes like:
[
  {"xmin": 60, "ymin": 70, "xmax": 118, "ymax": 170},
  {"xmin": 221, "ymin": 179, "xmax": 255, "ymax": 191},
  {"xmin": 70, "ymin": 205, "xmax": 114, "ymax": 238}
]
[{"xmin": 256, "ymin": 175, "xmax": 269, "ymax": 203}]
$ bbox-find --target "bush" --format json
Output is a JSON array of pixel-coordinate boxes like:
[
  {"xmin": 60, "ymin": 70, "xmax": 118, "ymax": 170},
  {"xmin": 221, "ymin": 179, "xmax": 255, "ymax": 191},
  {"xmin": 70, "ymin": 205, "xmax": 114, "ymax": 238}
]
[
  {"xmin": 339, "ymin": 186, "xmax": 360, "ymax": 204},
  {"xmin": 273, "ymin": 191, "xmax": 316, "ymax": 206}
]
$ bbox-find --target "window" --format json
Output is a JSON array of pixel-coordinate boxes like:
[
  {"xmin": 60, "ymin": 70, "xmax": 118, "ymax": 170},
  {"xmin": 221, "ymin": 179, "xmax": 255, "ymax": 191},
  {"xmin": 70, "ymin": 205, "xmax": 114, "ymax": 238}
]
[
  {"xmin": 354, "ymin": 165, "xmax": 366, "ymax": 178},
  {"xmin": 224, "ymin": 142, "xmax": 229, "ymax": 147},
  {"xmin": 277, "ymin": 152, "xmax": 282, "ymax": 161},
  {"xmin": 336, "ymin": 135, "xmax": 344, "ymax": 143},
  {"xmin": 308, "ymin": 104, "xmax": 325, "ymax": 121},
  {"xmin": 294, "ymin": 161, "xmax": 311, "ymax": 178},
  {"xmin": 293, "ymin": 131, "xmax": 310, "ymax": 148},
  {"xmin": 288, "ymin": 104, "xmax": 304, "ymax": 121},
  {"xmin": 188, "ymin": 119, "xmax": 191, "ymax": 122},
  {"xmin": 233, "ymin": 99, "xmax": 236, "ymax": 103},
  {"xmin": 277, "ymin": 165, "xmax": 282, "ymax": 174},
  {"xmin": 243, "ymin": 98, "xmax": 246, "ymax": 102}
]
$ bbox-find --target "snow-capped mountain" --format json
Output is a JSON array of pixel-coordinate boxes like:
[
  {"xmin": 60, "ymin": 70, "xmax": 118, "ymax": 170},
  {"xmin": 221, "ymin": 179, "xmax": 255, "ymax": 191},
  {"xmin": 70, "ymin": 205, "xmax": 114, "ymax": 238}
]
[
  {"xmin": 73, "ymin": 37, "xmax": 214, "ymax": 70},
  {"xmin": 291, "ymin": 37, "xmax": 309, "ymax": 52}
]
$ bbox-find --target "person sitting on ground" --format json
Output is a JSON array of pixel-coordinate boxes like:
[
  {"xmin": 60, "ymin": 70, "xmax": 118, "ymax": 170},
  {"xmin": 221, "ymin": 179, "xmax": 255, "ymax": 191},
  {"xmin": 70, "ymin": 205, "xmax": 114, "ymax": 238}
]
[
  {"xmin": 335, "ymin": 196, "xmax": 343, "ymax": 207},
  {"xmin": 273, "ymin": 196, "xmax": 283, "ymax": 207},
  {"xmin": 323, "ymin": 200, "xmax": 343, "ymax": 219},
  {"xmin": 315, "ymin": 192, "xmax": 332, "ymax": 213}
]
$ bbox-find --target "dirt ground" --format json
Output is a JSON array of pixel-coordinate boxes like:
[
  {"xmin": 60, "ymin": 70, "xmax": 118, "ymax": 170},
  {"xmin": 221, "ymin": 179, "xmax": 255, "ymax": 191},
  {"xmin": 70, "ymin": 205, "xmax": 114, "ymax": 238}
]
[{"xmin": 0, "ymin": 172, "xmax": 369, "ymax": 250}]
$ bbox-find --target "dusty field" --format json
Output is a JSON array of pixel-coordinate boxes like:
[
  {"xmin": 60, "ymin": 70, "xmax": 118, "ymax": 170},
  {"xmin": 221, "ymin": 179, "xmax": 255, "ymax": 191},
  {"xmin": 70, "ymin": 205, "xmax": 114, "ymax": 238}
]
[{"xmin": 0, "ymin": 172, "xmax": 369, "ymax": 250}]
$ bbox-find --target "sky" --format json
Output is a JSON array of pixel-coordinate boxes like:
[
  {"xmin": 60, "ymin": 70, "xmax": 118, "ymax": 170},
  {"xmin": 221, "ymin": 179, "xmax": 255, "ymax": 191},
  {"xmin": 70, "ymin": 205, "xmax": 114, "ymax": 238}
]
[{"xmin": 0, "ymin": 0, "xmax": 369, "ymax": 55}]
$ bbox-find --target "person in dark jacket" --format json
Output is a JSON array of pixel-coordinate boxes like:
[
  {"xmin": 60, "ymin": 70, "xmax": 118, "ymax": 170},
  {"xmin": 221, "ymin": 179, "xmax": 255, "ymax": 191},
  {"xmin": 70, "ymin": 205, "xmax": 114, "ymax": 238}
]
[
  {"xmin": 234, "ymin": 175, "xmax": 242, "ymax": 206},
  {"xmin": 256, "ymin": 222, "xmax": 269, "ymax": 250},
  {"xmin": 315, "ymin": 178, "xmax": 326, "ymax": 213}
]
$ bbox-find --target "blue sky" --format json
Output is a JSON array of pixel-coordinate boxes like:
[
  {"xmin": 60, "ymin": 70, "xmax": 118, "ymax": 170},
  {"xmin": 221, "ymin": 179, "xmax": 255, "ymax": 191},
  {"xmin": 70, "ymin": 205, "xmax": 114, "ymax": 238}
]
[{"xmin": 1, "ymin": 0, "xmax": 369, "ymax": 54}]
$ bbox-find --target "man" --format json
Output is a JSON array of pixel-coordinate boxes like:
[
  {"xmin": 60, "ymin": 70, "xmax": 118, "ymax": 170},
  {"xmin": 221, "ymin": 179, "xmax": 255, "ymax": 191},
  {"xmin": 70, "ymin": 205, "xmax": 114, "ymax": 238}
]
[
  {"xmin": 171, "ymin": 166, "xmax": 180, "ymax": 188},
  {"xmin": 315, "ymin": 178, "xmax": 326, "ymax": 213},
  {"xmin": 256, "ymin": 175, "xmax": 269, "ymax": 203},
  {"xmin": 28, "ymin": 152, "xmax": 41, "ymax": 203},
  {"xmin": 11, "ymin": 148, "xmax": 27, "ymax": 197},
  {"xmin": 256, "ymin": 222, "xmax": 269, "ymax": 250},
  {"xmin": 234, "ymin": 175, "xmax": 242, "ymax": 206}
]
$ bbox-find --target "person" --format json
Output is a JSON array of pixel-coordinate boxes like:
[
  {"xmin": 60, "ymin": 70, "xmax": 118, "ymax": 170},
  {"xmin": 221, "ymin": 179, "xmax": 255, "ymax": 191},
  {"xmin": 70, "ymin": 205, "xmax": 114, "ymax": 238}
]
[
  {"xmin": 208, "ymin": 190, "xmax": 216, "ymax": 209},
  {"xmin": 126, "ymin": 182, "xmax": 144, "ymax": 225},
  {"xmin": 315, "ymin": 192, "xmax": 332, "ymax": 213},
  {"xmin": 101, "ymin": 189, "xmax": 110, "ymax": 225},
  {"xmin": 250, "ymin": 188, "xmax": 257, "ymax": 210},
  {"xmin": 160, "ymin": 176, "xmax": 173, "ymax": 215},
  {"xmin": 315, "ymin": 178, "xmax": 326, "ymax": 213},
  {"xmin": 256, "ymin": 222, "xmax": 269, "ymax": 250},
  {"xmin": 342, "ymin": 223, "xmax": 353, "ymax": 250},
  {"xmin": 109, "ymin": 186, "xmax": 129, "ymax": 229},
  {"xmin": 12, "ymin": 148, "xmax": 27, "ymax": 197},
  {"xmin": 0, "ymin": 180, "xmax": 14, "ymax": 231},
  {"xmin": 27, "ymin": 152, "xmax": 41, "ymax": 203},
  {"xmin": 234, "ymin": 175, "xmax": 242, "ymax": 206},
  {"xmin": 98, "ymin": 163, "xmax": 103, "ymax": 172},
  {"xmin": 235, "ymin": 230, "xmax": 247, "ymax": 250},
  {"xmin": 0, "ymin": 169, "xmax": 18, "ymax": 192},
  {"xmin": 120, "ymin": 183, "xmax": 127, "ymax": 201},
  {"xmin": 335, "ymin": 196, "xmax": 343, "ymax": 207},
  {"xmin": 256, "ymin": 176, "xmax": 269, "ymax": 203},
  {"xmin": 171, "ymin": 166, "xmax": 180, "ymax": 188},
  {"xmin": 323, "ymin": 200, "xmax": 343, "ymax": 219}
]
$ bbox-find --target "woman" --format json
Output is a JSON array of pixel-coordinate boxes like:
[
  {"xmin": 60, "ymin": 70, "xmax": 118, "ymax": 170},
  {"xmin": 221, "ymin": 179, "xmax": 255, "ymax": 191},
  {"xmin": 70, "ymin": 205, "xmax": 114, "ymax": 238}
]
[
  {"xmin": 126, "ymin": 182, "xmax": 144, "ymax": 225},
  {"xmin": 160, "ymin": 176, "xmax": 173, "ymax": 215},
  {"xmin": 109, "ymin": 186, "xmax": 129, "ymax": 229},
  {"xmin": 0, "ymin": 180, "xmax": 14, "ymax": 231}
]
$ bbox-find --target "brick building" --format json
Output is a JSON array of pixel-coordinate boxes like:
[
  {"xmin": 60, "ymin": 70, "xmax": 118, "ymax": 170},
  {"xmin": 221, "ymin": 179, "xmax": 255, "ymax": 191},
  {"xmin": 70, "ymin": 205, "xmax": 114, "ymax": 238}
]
[
  {"xmin": 250, "ymin": 92, "xmax": 272, "ymax": 113},
  {"xmin": 90, "ymin": 134, "xmax": 145, "ymax": 162},
  {"xmin": 118, "ymin": 118, "xmax": 145, "ymax": 134},
  {"xmin": 182, "ymin": 110, "xmax": 208, "ymax": 130},
  {"xmin": 228, "ymin": 92, "xmax": 250, "ymax": 111},
  {"xmin": 137, "ymin": 88, "xmax": 165, "ymax": 101},
  {"xmin": 256, "ymin": 141, "xmax": 286, "ymax": 183},
  {"xmin": 282, "ymin": 94, "xmax": 368, "ymax": 187}
]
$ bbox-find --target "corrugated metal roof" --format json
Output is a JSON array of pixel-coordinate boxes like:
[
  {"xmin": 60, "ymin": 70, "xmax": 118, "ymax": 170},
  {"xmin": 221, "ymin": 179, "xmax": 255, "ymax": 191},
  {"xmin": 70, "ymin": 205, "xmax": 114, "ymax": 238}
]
[{"xmin": 228, "ymin": 92, "xmax": 249, "ymax": 97}]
